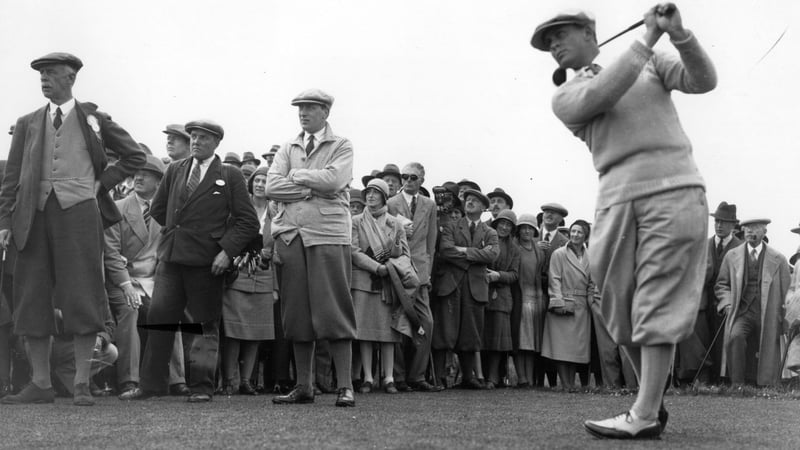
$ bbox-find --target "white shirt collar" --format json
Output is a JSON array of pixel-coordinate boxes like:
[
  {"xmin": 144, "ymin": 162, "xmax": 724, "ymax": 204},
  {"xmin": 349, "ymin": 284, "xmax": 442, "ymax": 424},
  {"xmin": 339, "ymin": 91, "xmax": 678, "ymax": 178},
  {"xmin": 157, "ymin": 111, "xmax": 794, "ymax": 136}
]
[
  {"xmin": 303, "ymin": 126, "xmax": 326, "ymax": 147},
  {"xmin": 715, "ymin": 234, "xmax": 733, "ymax": 247},
  {"xmin": 542, "ymin": 227, "xmax": 558, "ymax": 241},
  {"xmin": 402, "ymin": 191, "xmax": 417, "ymax": 206},
  {"xmin": 48, "ymin": 98, "xmax": 75, "ymax": 120},
  {"xmin": 747, "ymin": 242, "xmax": 764, "ymax": 258}
]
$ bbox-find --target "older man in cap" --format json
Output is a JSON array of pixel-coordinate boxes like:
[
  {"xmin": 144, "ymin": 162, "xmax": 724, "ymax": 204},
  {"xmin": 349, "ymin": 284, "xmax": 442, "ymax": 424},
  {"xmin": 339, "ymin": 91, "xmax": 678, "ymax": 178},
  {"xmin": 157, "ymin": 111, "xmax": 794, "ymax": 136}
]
[
  {"xmin": 0, "ymin": 52, "xmax": 145, "ymax": 405},
  {"xmin": 432, "ymin": 188, "xmax": 499, "ymax": 389},
  {"xmin": 104, "ymin": 155, "xmax": 189, "ymax": 399},
  {"xmin": 532, "ymin": 3, "xmax": 719, "ymax": 439},
  {"xmin": 131, "ymin": 120, "xmax": 259, "ymax": 402},
  {"xmin": 677, "ymin": 202, "xmax": 742, "ymax": 388},
  {"xmin": 267, "ymin": 89, "xmax": 357, "ymax": 407},
  {"xmin": 715, "ymin": 218, "xmax": 790, "ymax": 388},
  {"xmin": 163, "ymin": 124, "xmax": 191, "ymax": 162}
]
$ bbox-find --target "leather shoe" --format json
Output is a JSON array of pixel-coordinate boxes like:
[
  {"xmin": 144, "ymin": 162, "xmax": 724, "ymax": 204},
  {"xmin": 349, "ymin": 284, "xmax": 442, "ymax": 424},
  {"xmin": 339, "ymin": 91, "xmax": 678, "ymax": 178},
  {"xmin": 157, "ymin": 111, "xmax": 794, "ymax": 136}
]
[
  {"xmin": 584, "ymin": 411, "xmax": 661, "ymax": 440},
  {"xmin": 459, "ymin": 378, "xmax": 484, "ymax": 390},
  {"xmin": 118, "ymin": 387, "xmax": 157, "ymax": 401},
  {"xmin": 384, "ymin": 382, "xmax": 398, "ymax": 394},
  {"xmin": 272, "ymin": 385, "xmax": 315, "ymax": 404},
  {"xmin": 335, "ymin": 387, "xmax": 355, "ymax": 407},
  {"xmin": 1, "ymin": 382, "xmax": 55, "ymax": 404},
  {"xmin": 408, "ymin": 380, "xmax": 444, "ymax": 392},
  {"xmin": 0, "ymin": 383, "xmax": 12, "ymax": 398},
  {"xmin": 73, "ymin": 382, "xmax": 95, "ymax": 406},
  {"xmin": 169, "ymin": 382, "xmax": 191, "ymax": 396},
  {"xmin": 394, "ymin": 381, "xmax": 413, "ymax": 392},
  {"xmin": 187, "ymin": 393, "xmax": 212, "ymax": 403},
  {"xmin": 358, "ymin": 381, "xmax": 373, "ymax": 394},
  {"xmin": 239, "ymin": 380, "xmax": 258, "ymax": 396}
]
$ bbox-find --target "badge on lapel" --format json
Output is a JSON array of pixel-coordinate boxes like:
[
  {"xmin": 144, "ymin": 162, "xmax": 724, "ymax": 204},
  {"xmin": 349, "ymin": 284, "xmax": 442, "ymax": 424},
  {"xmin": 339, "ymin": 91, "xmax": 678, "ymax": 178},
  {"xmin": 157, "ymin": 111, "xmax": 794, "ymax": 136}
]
[
  {"xmin": 215, "ymin": 179, "xmax": 226, "ymax": 187},
  {"xmin": 87, "ymin": 114, "xmax": 102, "ymax": 141}
]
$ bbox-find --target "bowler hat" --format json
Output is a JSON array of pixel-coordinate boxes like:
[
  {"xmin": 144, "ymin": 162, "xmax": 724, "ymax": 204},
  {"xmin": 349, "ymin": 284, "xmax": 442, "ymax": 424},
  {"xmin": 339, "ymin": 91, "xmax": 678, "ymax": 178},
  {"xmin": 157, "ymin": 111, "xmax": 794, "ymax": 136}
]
[
  {"xmin": 376, "ymin": 164, "xmax": 401, "ymax": 182},
  {"xmin": 242, "ymin": 151, "xmax": 260, "ymax": 166},
  {"xmin": 140, "ymin": 154, "xmax": 166, "ymax": 178},
  {"xmin": 530, "ymin": 11, "xmax": 595, "ymax": 51},
  {"xmin": 491, "ymin": 210, "xmax": 518, "ymax": 230},
  {"xmin": 516, "ymin": 213, "xmax": 540, "ymax": 237},
  {"xmin": 185, "ymin": 120, "xmax": 224, "ymax": 140},
  {"xmin": 710, "ymin": 201, "xmax": 738, "ymax": 223},
  {"xmin": 361, "ymin": 169, "xmax": 381, "ymax": 188},
  {"xmin": 462, "ymin": 188, "xmax": 490, "ymax": 209},
  {"xmin": 457, "ymin": 179, "xmax": 481, "ymax": 192},
  {"xmin": 487, "ymin": 187, "xmax": 514, "ymax": 209},
  {"xmin": 262, "ymin": 145, "xmax": 280, "ymax": 160},
  {"xmin": 541, "ymin": 202, "xmax": 569, "ymax": 217},
  {"xmin": 291, "ymin": 88, "xmax": 334, "ymax": 108},
  {"xmin": 223, "ymin": 152, "xmax": 242, "ymax": 167},
  {"xmin": 739, "ymin": 218, "xmax": 771, "ymax": 227},
  {"xmin": 349, "ymin": 189, "xmax": 365, "ymax": 206},
  {"xmin": 163, "ymin": 124, "xmax": 190, "ymax": 141},
  {"xmin": 31, "ymin": 52, "xmax": 83, "ymax": 72},
  {"xmin": 363, "ymin": 179, "xmax": 390, "ymax": 202}
]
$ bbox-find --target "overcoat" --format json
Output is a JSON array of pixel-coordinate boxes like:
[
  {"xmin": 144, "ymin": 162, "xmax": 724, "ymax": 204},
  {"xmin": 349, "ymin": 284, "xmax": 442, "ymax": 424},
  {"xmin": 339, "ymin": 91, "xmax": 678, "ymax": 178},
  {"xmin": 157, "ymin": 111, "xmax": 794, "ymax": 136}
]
[{"xmin": 715, "ymin": 244, "xmax": 791, "ymax": 385}]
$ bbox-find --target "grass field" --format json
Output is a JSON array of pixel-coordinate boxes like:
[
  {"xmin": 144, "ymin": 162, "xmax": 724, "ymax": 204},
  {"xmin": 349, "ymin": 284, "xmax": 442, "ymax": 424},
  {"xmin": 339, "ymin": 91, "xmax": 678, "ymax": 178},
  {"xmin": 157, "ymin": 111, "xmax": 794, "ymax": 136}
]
[{"xmin": 1, "ymin": 387, "xmax": 798, "ymax": 449}]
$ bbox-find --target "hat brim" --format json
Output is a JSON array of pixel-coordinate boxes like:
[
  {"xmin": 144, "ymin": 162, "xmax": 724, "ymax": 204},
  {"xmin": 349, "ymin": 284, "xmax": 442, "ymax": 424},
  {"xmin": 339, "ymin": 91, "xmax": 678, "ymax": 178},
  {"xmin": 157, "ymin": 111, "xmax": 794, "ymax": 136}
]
[
  {"xmin": 740, "ymin": 219, "xmax": 771, "ymax": 227},
  {"xmin": 290, "ymin": 100, "xmax": 330, "ymax": 107},
  {"xmin": 242, "ymin": 159, "xmax": 261, "ymax": 166},
  {"xmin": 31, "ymin": 59, "xmax": 83, "ymax": 72},
  {"xmin": 791, "ymin": 227, "xmax": 800, "ymax": 235},
  {"xmin": 462, "ymin": 189, "xmax": 489, "ymax": 209},
  {"xmin": 162, "ymin": 129, "xmax": 191, "ymax": 140},
  {"xmin": 185, "ymin": 126, "xmax": 223, "ymax": 139},
  {"xmin": 709, "ymin": 213, "xmax": 738, "ymax": 223},
  {"xmin": 487, "ymin": 192, "xmax": 513, "ymax": 209}
]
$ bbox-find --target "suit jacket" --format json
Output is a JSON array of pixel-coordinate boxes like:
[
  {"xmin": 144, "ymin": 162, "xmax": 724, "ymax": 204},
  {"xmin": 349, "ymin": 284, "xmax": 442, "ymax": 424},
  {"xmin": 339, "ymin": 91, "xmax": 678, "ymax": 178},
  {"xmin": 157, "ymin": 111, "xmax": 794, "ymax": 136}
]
[
  {"xmin": 702, "ymin": 235, "xmax": 742, "ymax": 310},
  {"xmin": 434, "ymin": 217, "xmax": 499, "ymax": 303},
  {"xmin": 387, "ymin": 193, "xmax": 437, "ymax": 285},
  {"xmin": 715, "ymin": 243, "xmax": 791, "ymax": 385},
  {"xmin": 150, "ymin": 155, "xmax": 259, "ymax": 267},
  {"xmin": 538, "ymin": 228, "xmax": 569, "ymax": 304},
  {"xmin": 104, "ymin": 194, "xmax": 162, "ymax": 297},
  {"xmin": 0, "ymin": 101, "xmax": 145, "ymax": 250}
]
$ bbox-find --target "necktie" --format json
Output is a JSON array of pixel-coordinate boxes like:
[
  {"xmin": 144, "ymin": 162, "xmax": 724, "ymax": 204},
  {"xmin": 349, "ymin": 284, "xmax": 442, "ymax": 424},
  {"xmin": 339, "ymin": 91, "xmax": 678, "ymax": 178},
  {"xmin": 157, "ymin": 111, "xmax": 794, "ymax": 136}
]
[
  {"xmin": 544, "ymin": 232, "xmax": 551, "ymax": 242},
  {"xmin": 469, "ymin": 221, "xmax": 476, "ymax": 237},
  {"xmin": 750, "ymin": 248, "xmax": 758, "ymax": 263},
  {"xmin": 53, "ymin": 107, "xmax": 63, "ymax": 130},
  {"xmin": 410, "ymin": 196, "xmax": 417, "ymax": 216},
  {"xmin": 305, "ymin": 135, "xmax": 315, "ymax": 156},
  {"xmin": 716, "ymin": 240, "xmax": 724, "ymax": 259},
  {"xmin": 142, "ymin": 200, "xmax": 151, "ymax": 228},
  {"xmin": 186, "ymin": 161, "xmax": 201, "ymax": 195}
]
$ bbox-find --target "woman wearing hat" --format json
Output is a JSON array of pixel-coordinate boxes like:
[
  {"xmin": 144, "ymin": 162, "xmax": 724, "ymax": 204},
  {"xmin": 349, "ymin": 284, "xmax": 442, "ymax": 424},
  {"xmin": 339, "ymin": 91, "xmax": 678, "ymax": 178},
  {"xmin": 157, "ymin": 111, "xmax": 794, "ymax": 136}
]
[
  {"xmin": 220, "ymin": 166, "xmax": 275, "ymax": 395},
  {"xmin": 511, "ymin": 213, "xmax": 546, "ymax": 389},
  {"xmin": 541, "ymin": 220, "xmax": 593, "ymax": 391},
  {"xmin": 482, "ymin": 210, "xmax": 520, "ymax": 389},
  {"xmin": 351, "ymin": 179, "xmax": 409, "ymax": 394}
]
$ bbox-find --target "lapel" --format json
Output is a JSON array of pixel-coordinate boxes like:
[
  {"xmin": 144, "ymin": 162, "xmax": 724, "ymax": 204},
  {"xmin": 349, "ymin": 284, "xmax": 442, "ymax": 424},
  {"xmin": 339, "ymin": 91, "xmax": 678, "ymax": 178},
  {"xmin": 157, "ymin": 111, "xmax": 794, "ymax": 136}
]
[
  {"xmin": 25, "ymin": 106, "xmax": 48, "ymax": 186},
  {"xmin": 185, "ymin": 156, "xmax": 222, "ymax": 204},
  {"xmin": 173, "ymin": 158, "xmax": 192, "ymax": 203},
  {"xmin": 457, "ymin": 217, "xmax": 471, "ymax": 246},
  {"xmin": 122, "ymin": 195, "xmax": 149, "ymax": 244},
  {"xmin": 761, "ymin": 245, "xmax": 777, "ymax": 288},
  {"xmin": 473, "ymin": 220, "xmax": 487, "ymax": 247},
  {"xmin": 564, "ymin": 245, "xmax": 588, "ymax": 277},
  {"xmin": 733, "ymin": 245, "xmax": 746, "ymax": 292},
  {"xmin": 74, "ymin": 102, "xmax": 107, "ymax": 174}
]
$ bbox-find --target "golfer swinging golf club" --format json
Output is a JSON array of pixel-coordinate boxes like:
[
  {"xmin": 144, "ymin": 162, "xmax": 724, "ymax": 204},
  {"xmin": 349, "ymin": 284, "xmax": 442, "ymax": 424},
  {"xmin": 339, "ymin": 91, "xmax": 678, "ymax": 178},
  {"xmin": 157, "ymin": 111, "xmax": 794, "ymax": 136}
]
[{"xmin": 531, "ymin": 3, "xmax": 716, "ymax": 439}]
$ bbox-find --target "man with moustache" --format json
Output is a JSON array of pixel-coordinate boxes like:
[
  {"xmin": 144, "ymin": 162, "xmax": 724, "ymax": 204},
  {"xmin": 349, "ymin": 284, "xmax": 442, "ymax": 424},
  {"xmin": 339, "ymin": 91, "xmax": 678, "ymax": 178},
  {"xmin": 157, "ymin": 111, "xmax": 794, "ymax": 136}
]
[
  {"xmin": 387, "ymin": 162, "xmax": 442, "ymax": 392},
  {"xmin": 0, "ymin": 52, "xmax": 145, "ymax": 406},
  {"xmin": 716, "ymin": 218, "xmax": 790, "ymax": 387},
  {"xmin": 131, "ymin": 120, "xmax": 259, "ymax": 402},
  {"xmin": 163, "ymin": 124, "xmax": 191, "ymax": 162},
  {"xmin": 486, "ymin": 188, "xmax": 514, "ymax": 222},
  {"xmin": 267, "ymin": 89, "xmax": 357, "ymax": 407}
]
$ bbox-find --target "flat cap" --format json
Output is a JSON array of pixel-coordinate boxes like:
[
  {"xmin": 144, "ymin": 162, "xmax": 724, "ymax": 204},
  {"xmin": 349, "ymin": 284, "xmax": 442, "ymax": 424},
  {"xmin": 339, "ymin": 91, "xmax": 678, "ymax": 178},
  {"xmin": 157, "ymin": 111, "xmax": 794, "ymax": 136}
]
[
  {"xmin": 163, "ymin": 124, "xmax": 190, "ymax": 141},
  {"xmin": 185, "ymin": 120, "xmax": 224, "ymax": 140},
  {"xmin": 739, "ymin": 218, "xmax": 771, "ymax": 227},
  {"xmin": 541, "ymin": 202, "xmax": 569, "ymax": 217},
  {"xmin": 530, "ymin": 10, "xmax": 595, "ymax": 51},
  {"xmin": 31, "ymin": 52, "xmax": 83, "ymax": 72},
  {"xmin": 140, "ymin": 154, "xmax": 166, "ymax": 177},
  {"xmin": 291, "ymin": 88, "xmax": 334, "ymax": 108},
  {"xmin": 462, "ymin": 188, "xmax": 490, "ymax": 209}
]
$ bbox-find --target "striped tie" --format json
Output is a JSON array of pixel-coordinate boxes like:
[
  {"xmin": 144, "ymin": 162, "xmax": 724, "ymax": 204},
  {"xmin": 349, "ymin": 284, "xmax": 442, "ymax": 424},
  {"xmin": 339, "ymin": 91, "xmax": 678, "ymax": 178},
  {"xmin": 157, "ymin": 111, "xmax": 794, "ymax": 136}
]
[
  {"xmin": 53, "ymin": 107, "xmax": 63, "ymax": 129},
  {"xmin": 186, "ymin": 161, "xmax": 201, "ymax": 195},
  {"xmin": 143, "ymin": 200, "xmax": 151, "ymax": 228},
  {"xmin": 305, "ymin": 135, "xmax": 315, "ymax": 156}
]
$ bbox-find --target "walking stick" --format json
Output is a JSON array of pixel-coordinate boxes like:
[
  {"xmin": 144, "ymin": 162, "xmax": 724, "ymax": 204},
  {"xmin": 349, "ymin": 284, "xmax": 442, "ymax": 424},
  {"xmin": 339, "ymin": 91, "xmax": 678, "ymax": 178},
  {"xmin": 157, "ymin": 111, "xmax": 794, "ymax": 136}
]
[
  {"xmin": 691, "ymin": 310, "xmax": 728, "ymax": 387},
  {"xmin": 780, "ymin": 325, "xmax": 799, "ymax": 374}
]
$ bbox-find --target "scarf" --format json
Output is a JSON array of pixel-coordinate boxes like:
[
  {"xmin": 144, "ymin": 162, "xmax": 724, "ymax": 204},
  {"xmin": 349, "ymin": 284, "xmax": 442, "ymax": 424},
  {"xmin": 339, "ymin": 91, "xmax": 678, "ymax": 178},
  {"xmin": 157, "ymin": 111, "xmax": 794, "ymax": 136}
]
[{"xmin": 361, "ymin": 205, "xmax": 391, "ymax": 263}]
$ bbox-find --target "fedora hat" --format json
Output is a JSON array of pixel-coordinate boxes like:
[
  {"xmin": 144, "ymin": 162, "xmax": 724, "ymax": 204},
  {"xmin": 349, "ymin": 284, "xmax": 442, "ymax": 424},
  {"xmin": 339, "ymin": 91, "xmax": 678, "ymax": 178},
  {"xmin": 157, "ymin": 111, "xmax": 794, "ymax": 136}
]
[
  {"xmin": 376, "ymin": 164, "xmax": 401, "ymax": 181},
  {"xmin": 462, "ymin": 188, "xmax": 490, "ymax": 209},
  {"xmin": 487, "ymin": 187, "xmax": 514, "ymax": 209},
  {"xmin": 361, "ymin": 169, "xmax": 381, "ymax": 187},
  {"xmin": 242, "ymin": 151, "xmax": 260, "ymax": 166},
  {"xmin": 710, "ymin": 201, "xmax": 738, "ymax": 223},
  {"xmin": 223, "ymin": 152, "xmax": 242, "ymax": 167}
]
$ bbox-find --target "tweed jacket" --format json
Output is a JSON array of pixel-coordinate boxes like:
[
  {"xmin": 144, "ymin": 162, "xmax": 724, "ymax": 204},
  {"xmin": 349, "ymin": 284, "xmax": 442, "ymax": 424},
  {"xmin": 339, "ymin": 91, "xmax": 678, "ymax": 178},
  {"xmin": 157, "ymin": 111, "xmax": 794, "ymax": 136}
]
[
  {"xmin": 434, "ymin": 217, "xmax": 499, "ymax": 303},
  {"xmin": 0, "ymin": 101, "xmax": 145, "ymax": 250},
  {"xmin": 715, "ymin": 243, "xmax": 791, "ymax": 385},
  {"xmin": 387, "ymin": 193, "xmax": 437, "ymax": 285}
]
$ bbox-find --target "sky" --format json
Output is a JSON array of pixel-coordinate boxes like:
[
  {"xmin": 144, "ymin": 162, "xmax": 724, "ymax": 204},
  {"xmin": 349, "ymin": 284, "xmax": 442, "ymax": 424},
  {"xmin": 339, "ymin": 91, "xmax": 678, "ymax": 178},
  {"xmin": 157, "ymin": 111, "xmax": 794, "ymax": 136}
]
[{"xmin": 1, "ymin": 0, "xmax": 799, "ymax": 256}]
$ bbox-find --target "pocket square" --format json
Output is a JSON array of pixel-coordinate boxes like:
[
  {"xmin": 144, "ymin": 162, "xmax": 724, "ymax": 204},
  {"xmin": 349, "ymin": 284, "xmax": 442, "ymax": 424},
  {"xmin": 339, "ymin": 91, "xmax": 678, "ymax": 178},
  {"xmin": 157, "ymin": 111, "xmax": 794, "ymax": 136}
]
[{"xmin": 212, "ymin": 191, "xmax": 222, "ymax": 195}]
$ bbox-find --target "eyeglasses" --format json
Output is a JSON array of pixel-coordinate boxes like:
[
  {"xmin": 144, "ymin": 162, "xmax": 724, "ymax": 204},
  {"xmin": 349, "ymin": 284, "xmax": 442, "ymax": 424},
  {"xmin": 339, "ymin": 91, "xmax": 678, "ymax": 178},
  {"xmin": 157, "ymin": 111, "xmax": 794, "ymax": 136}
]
[{"xmin": 401, "ymin": 174, "xmax": 419, "ymax": 181}]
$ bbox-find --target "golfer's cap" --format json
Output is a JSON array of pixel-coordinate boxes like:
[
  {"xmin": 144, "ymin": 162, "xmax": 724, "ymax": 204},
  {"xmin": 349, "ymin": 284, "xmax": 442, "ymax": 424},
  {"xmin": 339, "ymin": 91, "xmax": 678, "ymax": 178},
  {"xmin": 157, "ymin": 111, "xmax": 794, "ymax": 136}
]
[
  {"xmin": 291, "ymin": 89, "xmax": 334, "ymax": 108},
  {"xmin": 185, "ymin": 120, "xmax": 224, "ymax": 140},
  {"xmin": 31, "ymin": 52, "xmax": 83, "ymax": 72},
  {"xmin": 531, "ymin": 10, "xmax": 595, "ymax": 51},
  {"xmin": 739, "ymin": 218, "xmax": 771, "ymax": 227}
]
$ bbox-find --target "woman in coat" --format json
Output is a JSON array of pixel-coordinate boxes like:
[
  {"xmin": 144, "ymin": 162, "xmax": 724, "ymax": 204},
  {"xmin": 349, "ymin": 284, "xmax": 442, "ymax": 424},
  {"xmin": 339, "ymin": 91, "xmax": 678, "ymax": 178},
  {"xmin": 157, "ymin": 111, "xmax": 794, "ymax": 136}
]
[
  {"xmin": 351, "ymin": 179, "xmax": 408, "ymax": 394},
  {"xmin": 541, "ymin": 220, "xmax": 593, "ymax": 390},
  {"xmin": 511, "ymin": 213, "xmax": 546, "ymax": 388},
  {"xmin": 483, "ymin": 210, "xmax": 520, "ymax": 389},
  {"xmin": 220, "ymin": 166, "xmax": 275, "ymax": 395}
]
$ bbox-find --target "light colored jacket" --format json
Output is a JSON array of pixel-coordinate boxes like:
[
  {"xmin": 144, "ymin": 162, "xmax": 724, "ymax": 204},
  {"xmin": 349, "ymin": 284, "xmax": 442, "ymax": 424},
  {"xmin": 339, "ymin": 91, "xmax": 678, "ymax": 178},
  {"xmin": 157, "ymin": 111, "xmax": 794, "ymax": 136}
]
[
  {"xmin": 104, "ymin": 194, "xmax": 161, "ymax": 297},
  {"xmin": 387, "ymin": 193, "xmax": 437, "ymax": 285},
  {"xmin": 266, "ymin": 124, "xmax": 352, "ymax": 247}
]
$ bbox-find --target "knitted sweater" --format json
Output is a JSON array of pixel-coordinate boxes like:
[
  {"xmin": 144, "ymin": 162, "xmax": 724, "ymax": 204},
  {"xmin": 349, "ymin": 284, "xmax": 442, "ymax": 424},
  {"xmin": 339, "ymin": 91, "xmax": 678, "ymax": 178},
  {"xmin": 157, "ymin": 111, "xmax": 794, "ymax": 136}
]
[{"xmin": 552, "ymin": 32, "xmax": 717, "ymax": 209}]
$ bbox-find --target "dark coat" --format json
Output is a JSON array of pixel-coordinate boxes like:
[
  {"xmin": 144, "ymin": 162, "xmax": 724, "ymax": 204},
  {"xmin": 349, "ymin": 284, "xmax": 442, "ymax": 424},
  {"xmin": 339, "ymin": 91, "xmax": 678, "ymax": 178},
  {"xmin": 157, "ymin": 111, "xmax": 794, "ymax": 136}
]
[
  {"xmin": 487, "ymin": 237, "xmax": 520, "ymax": 313},
  {"xmin": 434, "ymin": 217, "xmax": 499, "ymax": 303},
  {"xmin": 150, "ymin": 155, "xmax": 260, "ymax": 267},
  {"xmin": 702, "ymin": 235, "xmax": 743, "ymax": 310},
  {"xmin": 0, "ymin": 102, "xmax": 146, "ymax": 250}
]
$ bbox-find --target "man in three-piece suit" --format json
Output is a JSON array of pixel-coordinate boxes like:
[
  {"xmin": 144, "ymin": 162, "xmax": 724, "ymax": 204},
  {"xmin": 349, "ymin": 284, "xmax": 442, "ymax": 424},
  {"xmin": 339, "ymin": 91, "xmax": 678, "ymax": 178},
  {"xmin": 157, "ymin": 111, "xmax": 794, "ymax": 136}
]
[
  {"xmin": 133, "ymin": 120, "xmax": 259, "ymax": 402},
  {"xmin": 432, "ymin": 189, "xmax": 499, "ymax": 389},
  {"xmin": 0, "ymin": 52, "xmax": 146, "ymax": 406},
  {"xmin": 716, "ymin": 218, "xmax": 791, "ymax": 387},
  {"xmin": 104, "ymin": 155, "xmax": 188, "ymax": 399},
  {"xmin": 387, "ymin": 162, "xmax": 442, "ymax": 392},
  {"xmin": 677, "ymin": 201, "xmax": 742, "ymax": 386}
]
